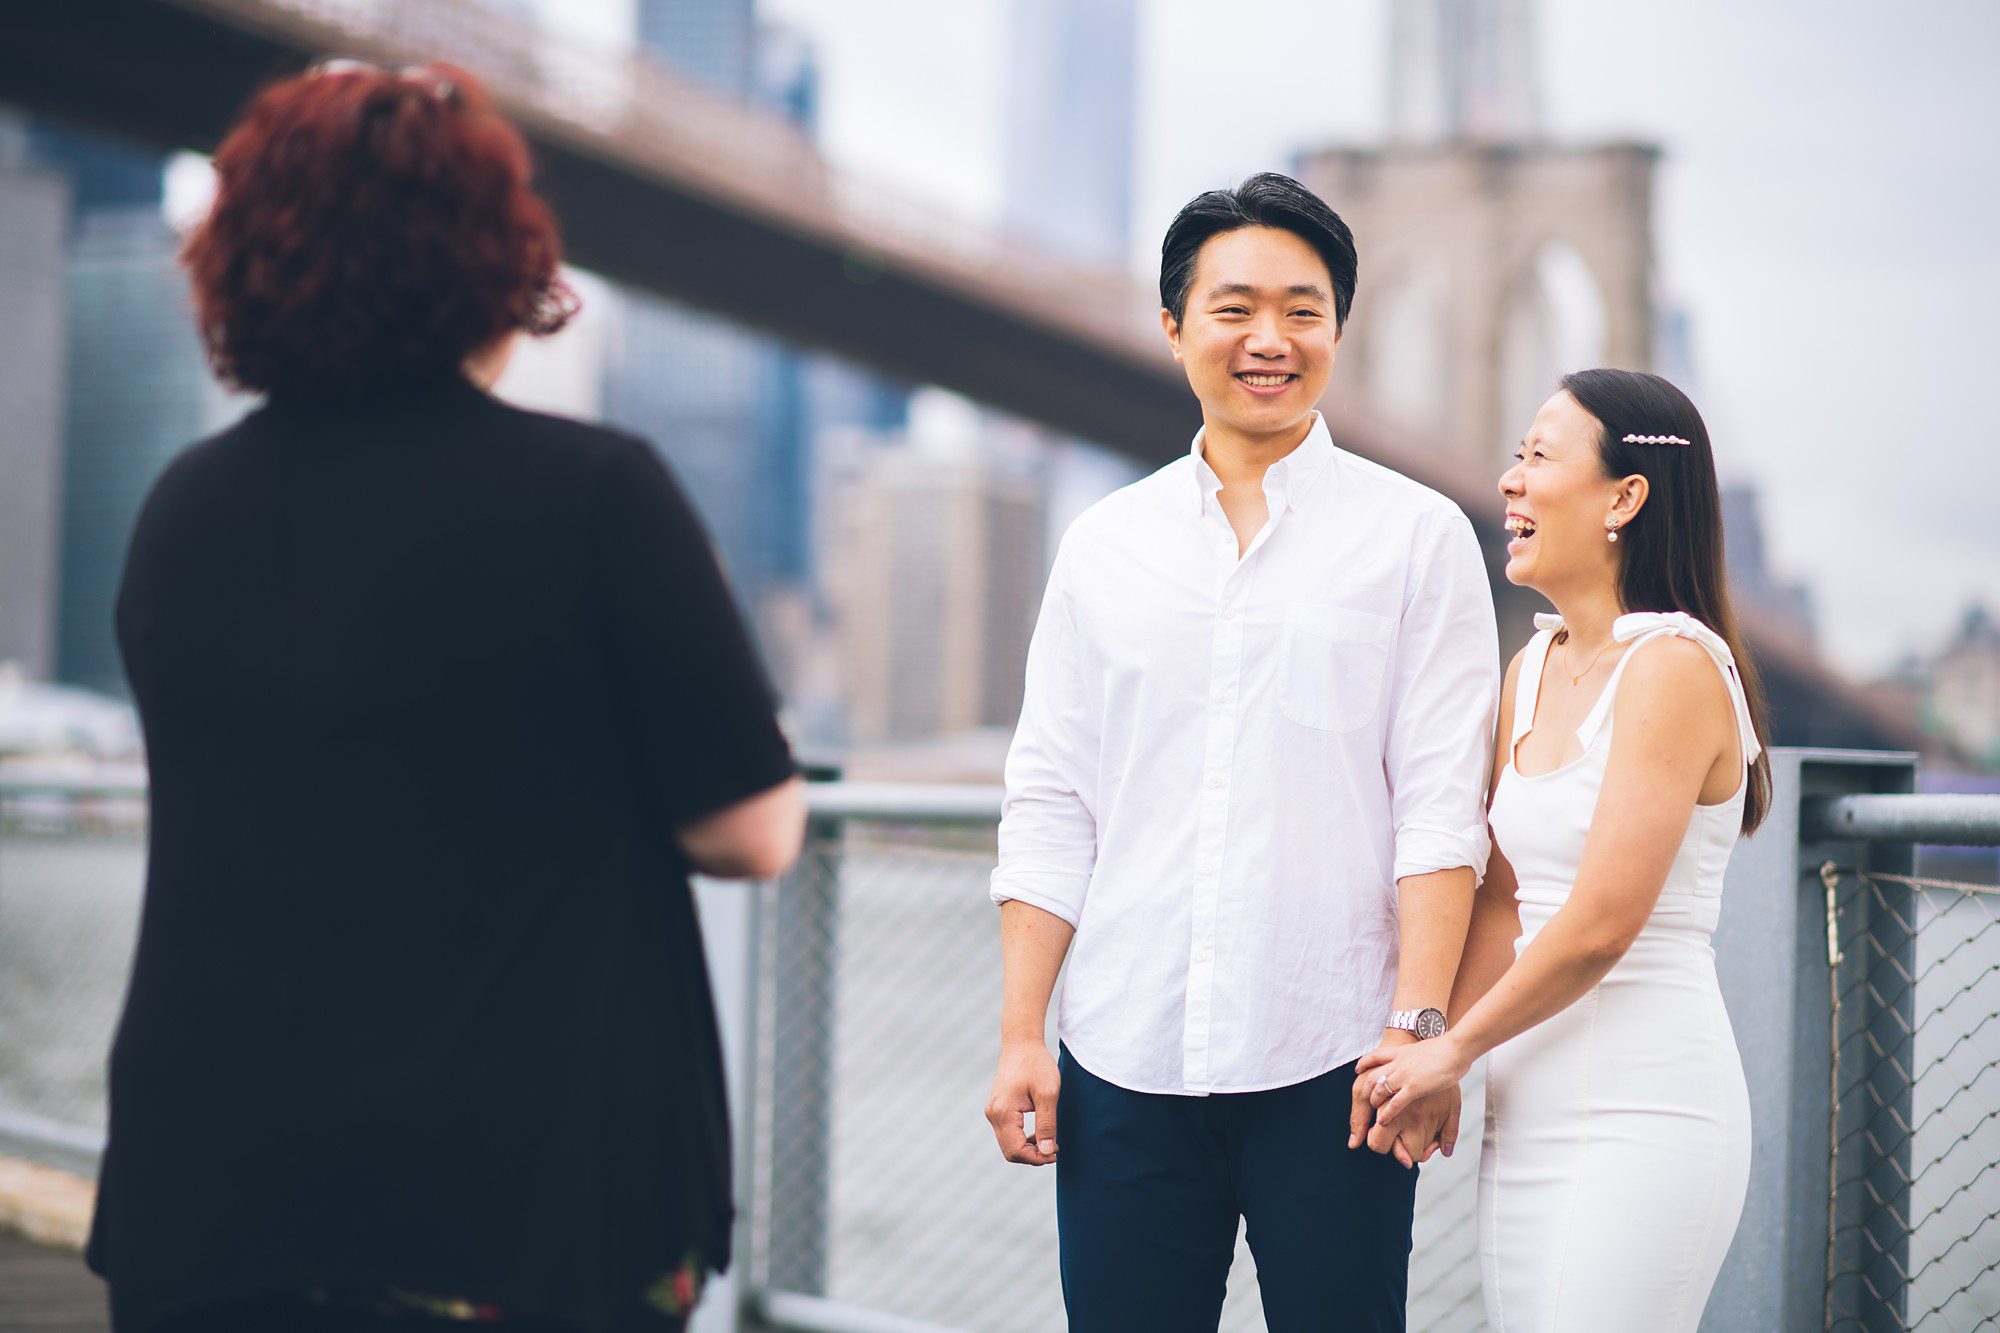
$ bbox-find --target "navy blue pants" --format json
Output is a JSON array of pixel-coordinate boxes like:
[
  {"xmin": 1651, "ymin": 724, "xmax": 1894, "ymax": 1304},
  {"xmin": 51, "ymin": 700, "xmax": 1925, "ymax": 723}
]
[{"xmin": 1055, "ymin": 1046, "xmax": 1418, "ymax": 1332}]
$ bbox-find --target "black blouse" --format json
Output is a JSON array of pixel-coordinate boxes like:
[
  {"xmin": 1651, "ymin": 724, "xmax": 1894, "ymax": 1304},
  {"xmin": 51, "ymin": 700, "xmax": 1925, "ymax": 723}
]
[{"xmin": 86, "ymin": 376, "xmax": 796, "ymax": 1331}]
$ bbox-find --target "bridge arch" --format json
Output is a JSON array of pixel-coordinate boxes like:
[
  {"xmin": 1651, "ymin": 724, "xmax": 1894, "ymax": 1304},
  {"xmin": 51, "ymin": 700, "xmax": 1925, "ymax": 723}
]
[{"xmin": 1499, "ymin": 238, "xmax": 1608, "ymax": 466}]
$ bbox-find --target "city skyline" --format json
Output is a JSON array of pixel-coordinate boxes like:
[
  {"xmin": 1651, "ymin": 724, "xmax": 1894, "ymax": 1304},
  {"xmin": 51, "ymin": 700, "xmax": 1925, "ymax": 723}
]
[
  {"xmin": 135, "ymin": 0, "xmax": 2000, "ymax": 681},
  {"xmin": 3, "ymin": 0, "xmax": 1984, "ymax": 764},
  {"xmin": 761, "ymin": 0, "xmax": 2000, "ymax": 678}
]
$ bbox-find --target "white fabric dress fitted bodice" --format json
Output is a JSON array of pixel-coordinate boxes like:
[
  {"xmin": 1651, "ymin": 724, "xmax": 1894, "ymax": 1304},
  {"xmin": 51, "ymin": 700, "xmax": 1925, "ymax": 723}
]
[{"xmin": 1477, "ymin": 612, "xmax": 1756, "ymax": 1331}]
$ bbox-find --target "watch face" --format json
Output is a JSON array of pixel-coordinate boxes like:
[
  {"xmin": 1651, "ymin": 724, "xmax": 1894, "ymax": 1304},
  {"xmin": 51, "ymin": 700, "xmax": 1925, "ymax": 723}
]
[{"xmin": 1416, "ymin": 1008, "xmax": 1447, "ymax": 1040}]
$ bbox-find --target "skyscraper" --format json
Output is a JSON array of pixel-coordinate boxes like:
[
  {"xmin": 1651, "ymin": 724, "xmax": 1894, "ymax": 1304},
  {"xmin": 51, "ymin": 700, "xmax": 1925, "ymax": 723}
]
[
  {"xmin": 25, "ymin": 125, "xmax": 244, "ymax": 697},
  {"xmin": 1720, "ymin": 484, "xmax": 1817, "ymax": 646},
  {"xmin": 55, "ymin": 203, "xmax": 238, "ymax": 696},
  {"xmin": 1002, "ymin": 0, "xmax": 1139, "ymax": 267},
  {"xmin": 636, "ymin": 0, "xmax": 758, "ymax": 94},
  {"xmin": 1000, "ymin": 0, "xmax": 1143, "ymax": 559},
  {"xmin": 606, "ymin": 0, "xmax": 907, "ymax": 720},
  {"xmin": 1388, "ymin": 0, "xmax": 1541, "ymax": 143},
  {"xmin": 26, "ymin": 122, "xmax": 162, "ymax": 215},
  {"xmin": 606, "ymin": 0, "xmax": 770, "ymax": 600},
  {"xmin": 825, "ymin": 409, "xmax": 1046, "ymax": 746},
  {"xmin": 606, "ymin": 297, "xmax": 774, "ymax": 588},
  {"xmin": 0, "ymin": 120, "xmax": 69, "ymax": 681}
]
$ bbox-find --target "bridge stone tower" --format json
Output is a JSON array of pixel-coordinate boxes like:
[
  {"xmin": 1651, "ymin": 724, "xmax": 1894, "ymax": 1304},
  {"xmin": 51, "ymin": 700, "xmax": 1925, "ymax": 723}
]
[{"xmin": 1296, "ymin": 0, "xmax": 1658, "ymax": 475}]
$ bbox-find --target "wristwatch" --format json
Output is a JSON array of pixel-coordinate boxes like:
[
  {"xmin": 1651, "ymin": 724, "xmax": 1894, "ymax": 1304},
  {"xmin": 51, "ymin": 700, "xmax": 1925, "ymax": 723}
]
[{"xmin": 1387, "ymin": 1007, "xmax": 1448, "ymax": 1040}]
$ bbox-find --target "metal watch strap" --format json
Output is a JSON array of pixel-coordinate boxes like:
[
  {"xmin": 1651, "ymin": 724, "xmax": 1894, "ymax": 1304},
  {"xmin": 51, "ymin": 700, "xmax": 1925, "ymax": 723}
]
[{"xmin": 1388, "ymin": 1007, "xmax": 1447, "ymax": 1040}]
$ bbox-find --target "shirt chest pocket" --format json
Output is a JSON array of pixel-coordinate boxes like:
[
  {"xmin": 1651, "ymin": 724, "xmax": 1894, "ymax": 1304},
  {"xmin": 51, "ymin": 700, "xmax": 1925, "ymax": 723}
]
[{"xmin": 1279, "ymin": 601, "xmax": 1393, "ymax": 733}]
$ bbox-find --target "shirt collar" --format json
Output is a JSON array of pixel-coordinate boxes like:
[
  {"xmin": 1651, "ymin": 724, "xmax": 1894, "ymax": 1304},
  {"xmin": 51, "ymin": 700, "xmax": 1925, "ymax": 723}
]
[{"xmin": 1189, "ymin": 411, "xmax": 1337, "ymax": 517}]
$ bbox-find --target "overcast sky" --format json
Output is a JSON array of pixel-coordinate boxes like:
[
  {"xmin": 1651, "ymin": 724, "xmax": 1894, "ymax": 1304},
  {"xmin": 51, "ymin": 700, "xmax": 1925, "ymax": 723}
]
[{"xmin": 742, "ymin": 0, "xmax": 1999, "ymax": 677}]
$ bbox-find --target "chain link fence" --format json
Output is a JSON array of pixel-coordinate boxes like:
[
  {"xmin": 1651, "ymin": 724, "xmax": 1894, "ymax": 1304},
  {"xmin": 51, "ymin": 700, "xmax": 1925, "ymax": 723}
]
[
  {"xmin": 15, "ymin": 773, "xmax": 1996, "ymax": 1331},
  {"xmin": 0, "ymin": 783, "xmax": 146, "ymax": 1156},
  {"xmin": 738, "ymin": 814, "xmax": 1488, "ymax": 1332},
  {"xmin": 1823, "ymin": 863, "xmax": 2000, "ymax": 1331}
]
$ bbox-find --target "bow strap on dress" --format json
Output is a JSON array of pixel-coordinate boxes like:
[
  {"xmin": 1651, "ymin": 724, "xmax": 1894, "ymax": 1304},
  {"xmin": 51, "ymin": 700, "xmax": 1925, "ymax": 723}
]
[{"xmin": 1532, "ymin": 610, "xmax": 1761, "ymax": 762}]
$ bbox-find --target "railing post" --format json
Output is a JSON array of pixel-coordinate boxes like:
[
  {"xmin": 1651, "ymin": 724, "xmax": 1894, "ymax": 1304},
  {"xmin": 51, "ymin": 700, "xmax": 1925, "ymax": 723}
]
[
  {"xmin": 1707, "ymin": 747, "xmax": 1917, "ymax": 1333},
  {"xmin": 763, "ymin": 768, "xmax": 843, "ymax": 1301},
  {"xmin": 691, "ymin": 859, "xmax": 762, "ymax": 1333},
  {"xmin": 1819, "ymin": 803, "xmax": 1919, "ymax": 1331},
  {"xmin": 695, "ymin": 763, "xmax": 842, "ymax": 1333}
]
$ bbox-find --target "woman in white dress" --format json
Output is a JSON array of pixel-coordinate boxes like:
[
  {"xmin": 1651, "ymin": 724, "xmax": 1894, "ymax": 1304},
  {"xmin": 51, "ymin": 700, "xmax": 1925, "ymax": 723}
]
[{"xmin": 1360, "ymin": 368, "xmax": 1772, "ymax": 1331}]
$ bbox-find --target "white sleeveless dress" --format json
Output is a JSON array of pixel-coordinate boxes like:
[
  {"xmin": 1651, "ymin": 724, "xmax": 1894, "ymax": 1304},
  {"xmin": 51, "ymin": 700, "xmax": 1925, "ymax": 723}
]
[{"xmin": 1478, "ymin": 611, "xmax": 1756, "ymax": 1332}]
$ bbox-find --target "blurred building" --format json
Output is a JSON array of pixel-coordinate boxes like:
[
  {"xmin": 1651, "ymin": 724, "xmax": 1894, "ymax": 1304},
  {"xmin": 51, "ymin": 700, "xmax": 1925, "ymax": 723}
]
[
  {"xmin": 1720, "ymin": 483, "xmax": 1817, "ymax": 647},
  {"xmin": 21, "ymin": 128, "xmax": 241, "ymax": 699},
  {"xmin": 26, "ymin": 122, "xmax": 161, "ymax": 215},
  {"xmin": 1003, "ymin": 0, "xmax": 1137, "ymax": 268},
  {"xmin": 55, "ymin": 204, "xmax": 238, "ymax": 697},
  {"xmin": 0, "ymin": 120, "xmax": 69, "ymax": 681},
  {"xmin": 1000, "ymin": 0, "xmax": 1143, "ymax": 565},
  {"xmin": 637, "ymin": 0, "xmax": 756, "ymax": 88},
  {"xmin": 1930, "ymin": 604, "xmax": 2000, "ymax": 767},
  {"xmin": 825, "ymin": 398, "xmax": 1047, "ymax": 752},
  {"xmin": 1387, "ymin": 0, "xmax": 1540, "ymax": 142},
  {"xmin": 808, "ymin": 0, "xmax": 1141, "ymax": 764},
  {"xmin": 1296, "ymin": 0, "xmax": 1657, "ymax": 477},
  {"xmin": 605, "ymin": 0, "xmax": 791, "ymax": 611},
  {"xmin": 605, "ymin": 0, "xmax": 907, "ymax": 721},
  {"xmin": 1865, "ymin": 604, "xmax": 2000, "ymax": 773}
]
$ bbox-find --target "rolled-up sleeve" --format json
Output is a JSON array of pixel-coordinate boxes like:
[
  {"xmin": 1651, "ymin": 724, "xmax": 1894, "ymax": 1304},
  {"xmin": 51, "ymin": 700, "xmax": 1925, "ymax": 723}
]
[
  {"xmin": 990, "ymin": 536, "xmax": 1098, "ymax": 926},
  {"xmin": 1386, "ymin": 505, "xmax": 1500, "ymax": 884}
]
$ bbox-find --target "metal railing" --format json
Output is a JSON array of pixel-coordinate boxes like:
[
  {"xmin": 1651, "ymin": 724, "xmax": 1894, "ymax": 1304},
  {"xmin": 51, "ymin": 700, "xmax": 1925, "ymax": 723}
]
[
  {"xmin": 0, "ymin": 770, "xmax": 143, "ymax": 1174},
  {"xmin": 1804, "ymin": 796, "xmax": 2000, "ymax": 1332},
  {"xmin": 4, "ymin": 764, "xmax": 1997, "ymax": 1332},
  {"xmin": 731, "ymin": 784, "xmax": 1487, "ymax": 1333}
]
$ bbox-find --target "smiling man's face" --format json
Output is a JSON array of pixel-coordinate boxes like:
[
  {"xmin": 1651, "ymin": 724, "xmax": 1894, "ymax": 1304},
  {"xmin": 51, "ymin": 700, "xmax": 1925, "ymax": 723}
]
[{"xmin": 1161, "ymin": 225, "xmax": 1340, "ymax": 445}]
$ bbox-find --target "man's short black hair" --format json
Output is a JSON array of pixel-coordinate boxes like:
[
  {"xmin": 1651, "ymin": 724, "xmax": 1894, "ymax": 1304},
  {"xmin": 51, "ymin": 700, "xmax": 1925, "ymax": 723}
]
[{"xmin": 1158, "ymin": 172, "xmax": 1357, "ymax": 329}]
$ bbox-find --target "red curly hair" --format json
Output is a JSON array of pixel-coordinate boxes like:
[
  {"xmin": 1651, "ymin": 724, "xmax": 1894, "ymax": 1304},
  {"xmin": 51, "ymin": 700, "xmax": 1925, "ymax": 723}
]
[{"xmin": 185, "ymin": 61, "xmax": 577, "ymax": 399}]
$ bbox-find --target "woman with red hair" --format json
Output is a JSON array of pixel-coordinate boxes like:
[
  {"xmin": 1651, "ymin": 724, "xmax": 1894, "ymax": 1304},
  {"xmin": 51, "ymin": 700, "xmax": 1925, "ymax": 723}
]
[{"xmin": 87, "ymin": 61, "xmax": 804, "ymax": 1333}]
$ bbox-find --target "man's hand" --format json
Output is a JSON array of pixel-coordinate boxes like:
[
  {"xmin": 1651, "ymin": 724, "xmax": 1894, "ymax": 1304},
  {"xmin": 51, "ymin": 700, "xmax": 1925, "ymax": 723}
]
[
  {"xmin": 1349, "ymin": 1032, "xmax": 1463, "ymax": 1168},
  {"xmin": 986, "ymin": 1039, "xmax": 1061, "ymax": 1166},
  {"xmin": 1349, "ymin": 1033, "xmax": 1420, "ymax": 1167},
  {"xmin": 1390, "ymin": 1084, "xmax": 1461, "ymax": 1166},
  {"xmin": 1362, "ymin": 1031, "xmax": 1473, "ymax": 1151}
]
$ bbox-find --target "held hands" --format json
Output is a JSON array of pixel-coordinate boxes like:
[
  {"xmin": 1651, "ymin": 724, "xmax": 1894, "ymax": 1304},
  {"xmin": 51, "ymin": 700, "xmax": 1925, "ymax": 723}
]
[
  {"xmin": 986, "ymin": 1039, "xmax": 1061, "ymax": 1166},
  {"xmin": 984, "ymin": 1033, "xmax": 1464, "ymax": 1170},
  {"xmin": 1349, "ymin": 1032, "xmax": 1465, "ymax": 1168},
  {"xmin": 1357, "ymin": 1033, "xmax": 1473, "ymax": 1145}
]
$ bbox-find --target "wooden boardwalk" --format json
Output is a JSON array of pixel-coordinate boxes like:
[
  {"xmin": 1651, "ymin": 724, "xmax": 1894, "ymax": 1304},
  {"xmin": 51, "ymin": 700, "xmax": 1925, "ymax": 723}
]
[{"xmin": 0, "ymin": 1234, "xmax": 105, "ymax": 1332}]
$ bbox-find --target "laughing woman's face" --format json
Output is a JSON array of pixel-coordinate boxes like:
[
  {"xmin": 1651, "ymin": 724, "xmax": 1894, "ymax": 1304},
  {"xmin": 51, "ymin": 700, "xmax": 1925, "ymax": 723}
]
[{"xmin": 1497, "ymin": 390, "xmax": 1642, "ymax": 595}]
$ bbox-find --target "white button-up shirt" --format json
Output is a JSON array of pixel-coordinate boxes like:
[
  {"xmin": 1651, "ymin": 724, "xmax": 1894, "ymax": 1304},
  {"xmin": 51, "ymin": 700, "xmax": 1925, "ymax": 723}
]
[{"xmin": 991, "ymin": 412, "xmax": 1499, "ymax": 1095}]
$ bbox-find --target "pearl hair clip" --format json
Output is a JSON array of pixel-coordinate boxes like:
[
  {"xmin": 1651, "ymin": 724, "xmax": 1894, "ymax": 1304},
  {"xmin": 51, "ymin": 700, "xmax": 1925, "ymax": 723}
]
[{"xmin": 1622, "ymin": 433, "xmax": 1691, "ymax": 446}]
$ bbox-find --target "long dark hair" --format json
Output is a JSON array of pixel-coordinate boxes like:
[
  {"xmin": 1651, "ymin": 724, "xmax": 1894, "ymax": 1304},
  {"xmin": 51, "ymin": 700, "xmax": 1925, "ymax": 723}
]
[{"xmin": 1558, "ymin": 368, "xmax": 1773, "ymax": 834}]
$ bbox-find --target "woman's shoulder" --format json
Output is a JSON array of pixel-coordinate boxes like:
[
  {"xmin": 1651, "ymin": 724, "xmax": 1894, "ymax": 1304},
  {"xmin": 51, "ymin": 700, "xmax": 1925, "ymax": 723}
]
[
  {"xmin": 1609, "ymin": 632, "xmax": 1735, "ymax": 735},
  {"xmin": 129, "ymin": 413, "xmax": 267, "ymax": 518},
  {"xmin": 1619, "ymin": 630, "xmax": 1723, "ymax": 680}
]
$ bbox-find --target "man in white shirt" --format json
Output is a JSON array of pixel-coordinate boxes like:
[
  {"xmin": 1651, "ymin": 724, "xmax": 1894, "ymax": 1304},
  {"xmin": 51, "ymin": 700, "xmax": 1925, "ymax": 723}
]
[{"xmin": 984, "ymin": 173, "xmax": 1499, "ymax": 1330}]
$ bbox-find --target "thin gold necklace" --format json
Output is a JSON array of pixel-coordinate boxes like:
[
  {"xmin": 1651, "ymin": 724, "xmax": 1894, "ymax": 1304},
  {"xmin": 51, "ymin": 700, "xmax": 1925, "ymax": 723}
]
[{"xmin": 1560, "ymin": 633, "xmax": 1618, "ymax": 684}]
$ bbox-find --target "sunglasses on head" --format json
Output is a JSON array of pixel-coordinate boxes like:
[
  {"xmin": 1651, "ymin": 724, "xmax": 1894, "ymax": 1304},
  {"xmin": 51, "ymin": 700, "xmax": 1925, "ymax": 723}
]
[{"xmin": 307, "ymin": 56, "xmax": 462, "ymax": 106}]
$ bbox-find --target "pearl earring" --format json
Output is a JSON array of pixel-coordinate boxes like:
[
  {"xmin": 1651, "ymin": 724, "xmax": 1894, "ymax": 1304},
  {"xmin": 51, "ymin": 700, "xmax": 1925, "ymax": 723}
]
[{"xmin": 1606, "ymin": 521, "xmax": 1621, "ymax": 544}]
